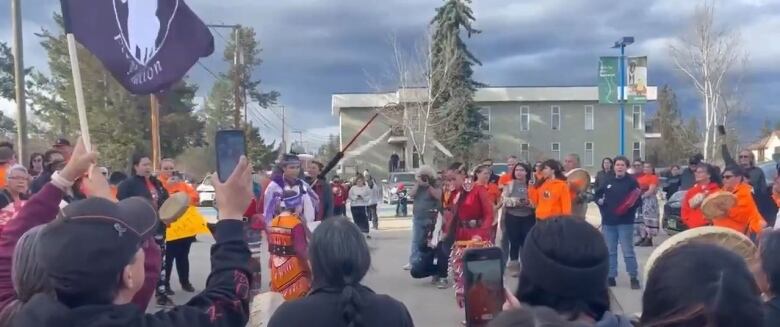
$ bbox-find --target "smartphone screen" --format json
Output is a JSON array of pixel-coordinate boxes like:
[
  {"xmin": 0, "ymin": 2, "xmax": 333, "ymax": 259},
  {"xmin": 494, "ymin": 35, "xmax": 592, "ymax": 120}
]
[
  {"xmin": 215, "ymin": 130, "xmax": 246, "ymax": 183},
  {"xmin": 463, "ymin": 247, "xmax": 504, "ymax": 327}
]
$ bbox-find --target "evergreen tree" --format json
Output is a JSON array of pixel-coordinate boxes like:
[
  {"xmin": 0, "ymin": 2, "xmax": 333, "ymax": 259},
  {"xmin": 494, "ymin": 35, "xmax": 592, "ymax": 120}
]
[
  {"xmin": 647, "ymin": 85, "xmax": 700, "ymax": 165},
  {"xmin": 429, "ymin": 0, "xmax": 487, "ymax": 164}
]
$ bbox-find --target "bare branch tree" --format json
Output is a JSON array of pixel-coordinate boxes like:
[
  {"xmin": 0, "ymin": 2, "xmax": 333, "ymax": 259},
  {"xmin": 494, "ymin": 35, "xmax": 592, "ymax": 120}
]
[
  {"xmin": 668, "ymin": 0, "xmax": 748, "ymax": 161},
  {"xmin": 365, "ymin": 30, "xmax": 460, "ymax": 164}
]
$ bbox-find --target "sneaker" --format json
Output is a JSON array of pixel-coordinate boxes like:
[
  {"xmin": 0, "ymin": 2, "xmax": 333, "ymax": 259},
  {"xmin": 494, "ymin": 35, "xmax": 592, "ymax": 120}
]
[
  {"xmin": 164, "ymin": 287, "xmax": 175, "ymax": 296},
  {"xmin": 608, "ymin": 278, "xmax": 617, "ymax": 287},
  {"xmin": 640, "ymin": 238, "xmax": 654, "ymax": 247},
  {"xmin": 366, "ymin": 234, "xmax": 372, "ymax": 239},
  {"xmin": 634, "ymin": 238, "xmax": 645, "ymax": 246},
  {"xmin": 506, "ymin": 261, "xmax": 521, "ymax": 277},
  {"xmin": 402, "ymin": 263, "xmax": 412, "ymax": 271},
  {"xmin": 436, "ymin": 279, "xmax": 450, "ymax": 289},
  {"xmin": 181, "ymin": 282, "xmax": 196, "ymax": 293},
  {"xmin": 630, "ymin": 278, "xmax": 641, "ymax": 290}
]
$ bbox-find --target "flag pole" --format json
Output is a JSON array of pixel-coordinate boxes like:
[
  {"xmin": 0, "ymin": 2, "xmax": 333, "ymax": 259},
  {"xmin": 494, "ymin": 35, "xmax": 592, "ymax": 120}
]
[
  {"xmin": 150, "ymin": 95, "xmax": 161, "ymax": 172},
  {"xmin": 65, "ymin": 33, "xmax": 92, "ymax": 152}
]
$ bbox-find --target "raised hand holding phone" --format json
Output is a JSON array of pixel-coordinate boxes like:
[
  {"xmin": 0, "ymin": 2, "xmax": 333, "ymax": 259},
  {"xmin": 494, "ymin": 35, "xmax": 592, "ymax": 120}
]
[{"xmin": 215, "ymin": 130, "xmax": 247, "ymax": 183}]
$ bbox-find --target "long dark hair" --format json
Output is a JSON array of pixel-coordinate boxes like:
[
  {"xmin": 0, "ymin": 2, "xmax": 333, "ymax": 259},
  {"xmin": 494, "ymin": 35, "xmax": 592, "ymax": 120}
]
[
  {"xmin": 760, "ymin": 230, "xmax": 780, "ymax": 296},
  {"xmin": 309, "ymin": 217, "xmax": 371, "ymax": 327},
  {"xmin": 28, "ymin": 152, "xmax": 43, "ymax": 173},
  {"xmin": 129, "ymin": 153, "xmax": 150, "ymax": 176},
  {"xmin": 511, "ymin": 162, "xmax": 532, "ymax": 185},
  {"xmin": 641, "ymin": 243, "xmax": 762, "ymax": 327},
  {"xmin": 601, "ymin": 157, "xmax": 614, "ymax": 173},
  {"xmin": 541, "ymin": 160, "xmax": 566, "ymax": 180}
]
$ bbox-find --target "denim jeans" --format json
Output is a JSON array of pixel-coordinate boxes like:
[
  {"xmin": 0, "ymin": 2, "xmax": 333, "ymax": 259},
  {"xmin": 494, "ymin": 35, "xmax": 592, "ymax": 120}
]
[
  {"xmin": 602, "ymin": 224, "xmax": 638, "ymax": 279},
  {"xmin": 409, "ymin": 219, "xmax": 429, "ymax": 264}
]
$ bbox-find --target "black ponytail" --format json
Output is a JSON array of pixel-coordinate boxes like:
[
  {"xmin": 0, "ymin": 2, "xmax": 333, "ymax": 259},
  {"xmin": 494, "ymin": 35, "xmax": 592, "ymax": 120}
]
[
  {"xmin": 309, "ymin": 217, "xmax": 371, "ymax": 327},
  {"xmin": 340, "ymin": 276, "xmax": 364, "ymax": 327}
]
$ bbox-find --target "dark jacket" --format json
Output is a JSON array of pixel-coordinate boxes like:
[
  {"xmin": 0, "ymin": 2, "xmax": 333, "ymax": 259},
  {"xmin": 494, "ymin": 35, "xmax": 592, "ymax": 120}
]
[
  {"xmin": 117, "ymin": 175, "xmax": 169, "ymax": 208},
  {"xmin": 12, "ymin": 220, "xmax": 251, "ymax": 327},
  {"xmin": 29, "ymin": 170, "xmax": 52, "ymax": 195},
  {"xmin": 595, "ymin": 170, "xmax": 614, "ymax": 193},
  {"xmin": 662, "ymin": 174, "xmax": 682, "ymax": 200},
  {"xmin": 595, "ymin": 174, "xmax": 641, "ymax": 226},
  {"xmin": 680, "ymin": 168, "xmax": 696, "ymax": 191},
  {"xmin": 766, "ymin": 297, "xmax": 780, "ymax": 327},
  {"xmin": 269, "ymin": 284, "xmax": 414, "ymax": 327}
]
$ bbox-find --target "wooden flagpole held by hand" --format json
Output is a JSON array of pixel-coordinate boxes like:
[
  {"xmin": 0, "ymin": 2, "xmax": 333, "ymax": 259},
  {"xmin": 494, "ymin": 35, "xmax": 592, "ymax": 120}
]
[
  {"xmin": 65, "ymin": 33, "xmax": 91, "ymax": 152},
  {"xmin": 150, "ymin": 95, "xmax": 161, "ymax": 171}
]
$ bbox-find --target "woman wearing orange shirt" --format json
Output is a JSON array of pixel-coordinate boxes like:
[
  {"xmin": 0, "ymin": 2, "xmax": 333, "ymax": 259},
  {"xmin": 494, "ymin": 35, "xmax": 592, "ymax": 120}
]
[
  {"xmin": 713, "ymin": 166, "xmax": 765, "ymax": 235},
  {"xmin": 530, "ymin": 160, "xmax": 572, "ymax": 220},
  {"xmin": 636, "ymin": 162, "xmax": 660, "ymax": 247},
  {"xmin": 474, "ymin": 165, "xmax": 501, "ymax": 206},
  {"xmin": 681, "ymin": 164, "xmax": 722, "ymax": 229}
]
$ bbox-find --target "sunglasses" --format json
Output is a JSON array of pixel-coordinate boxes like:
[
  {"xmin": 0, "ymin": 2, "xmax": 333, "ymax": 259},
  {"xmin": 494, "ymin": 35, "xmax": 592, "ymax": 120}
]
[
  {"xmin": 722, "ymin": 174, "xmax": 735, "ymax": 179},
  {"xmin": 739, "ymin": 155, "xmax": 751, "ymax": 159}
]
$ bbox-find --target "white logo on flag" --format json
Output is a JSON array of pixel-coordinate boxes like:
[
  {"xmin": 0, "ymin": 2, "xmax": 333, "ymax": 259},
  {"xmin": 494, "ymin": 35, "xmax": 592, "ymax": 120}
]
[{"xmin": 113, "ymin": 0, "xmax": 179, "ymax": 66}]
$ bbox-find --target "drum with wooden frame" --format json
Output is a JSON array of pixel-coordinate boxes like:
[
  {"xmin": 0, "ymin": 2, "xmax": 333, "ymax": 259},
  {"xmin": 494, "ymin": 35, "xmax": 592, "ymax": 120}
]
[
  {"xmin": 701, "ymin": 191, "xmax": 737, "ymax": 221},
  {"xmin": 159, "ymin": 192, "xmax": 190, "ymax": 225}
]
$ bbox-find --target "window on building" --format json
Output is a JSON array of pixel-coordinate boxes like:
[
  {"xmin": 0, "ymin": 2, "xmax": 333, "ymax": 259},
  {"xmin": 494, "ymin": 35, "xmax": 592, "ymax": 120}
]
[
  {"xmin": 584, "ymin": 142, "xmax": 594, "ymax": 167},
  {"xmin": 407, "ymin": 107, "xmax": 422, "ymax": 132},
  {"xmin": 551, "ymin": 106, "xmax": 561, "ymax": 130},
  {"xmin": 478, "ymin": 107, "xmax": 491, "ymax": 132},
  {"xmin": 520, "ymin": 106, "xmax": 530, "ymax": 131},
  {"xmin": 632, "ymin": 105, "xmax": 643, "ymax": 130},
  {"xmin": 551, "ymin": 142, "xmax": 561, "ymax": 160},
  {"xmin": 520, "ymin": 143, "xmax": 530, "ymax": 162},
  {"xmin": 584, "ymin": 105, "xmax": 594, "ymax": 130},
  {"xmin": 632, "ymin": 142, "xmax": 642, "ymax": 161}
]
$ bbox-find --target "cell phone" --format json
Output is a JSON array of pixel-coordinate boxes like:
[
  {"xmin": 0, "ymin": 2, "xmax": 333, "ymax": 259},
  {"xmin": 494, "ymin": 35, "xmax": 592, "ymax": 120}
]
[
  {"xmin": 717, "ymin": 125, "xmax": 726, "ymax": 136},
  {"xmin": 215, "ymin": 130, "xmax": 247, "ymax": 183},
  {"xmin": 463, "ymin": 247, "xmax": 504, "ymax": 327}
]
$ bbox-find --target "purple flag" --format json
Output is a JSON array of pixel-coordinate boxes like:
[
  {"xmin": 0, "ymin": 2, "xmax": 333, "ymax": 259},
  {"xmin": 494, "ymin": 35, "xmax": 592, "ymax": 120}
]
[{"xmin": 60, "ymin": 0, "xmax": 214, "ymax": 95}]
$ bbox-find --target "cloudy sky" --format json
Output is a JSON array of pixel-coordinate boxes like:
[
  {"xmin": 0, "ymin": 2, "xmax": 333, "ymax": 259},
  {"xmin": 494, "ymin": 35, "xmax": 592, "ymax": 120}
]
[{"xmin": 1, "ymin": 0, "xmax": 779, "ymax": 149}]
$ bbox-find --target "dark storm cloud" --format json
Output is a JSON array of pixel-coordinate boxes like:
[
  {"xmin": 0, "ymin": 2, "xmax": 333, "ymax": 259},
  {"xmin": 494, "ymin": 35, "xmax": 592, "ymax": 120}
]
[{"xmin": 2, "ymin": 0, "xmax": 779, "ymax": 143}]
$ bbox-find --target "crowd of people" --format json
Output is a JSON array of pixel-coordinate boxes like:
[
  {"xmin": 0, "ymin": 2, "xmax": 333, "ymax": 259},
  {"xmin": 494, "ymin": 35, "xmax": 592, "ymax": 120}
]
[{"xmin": 0, "ymin": 132, "xmax": 776, "ymax": 326}]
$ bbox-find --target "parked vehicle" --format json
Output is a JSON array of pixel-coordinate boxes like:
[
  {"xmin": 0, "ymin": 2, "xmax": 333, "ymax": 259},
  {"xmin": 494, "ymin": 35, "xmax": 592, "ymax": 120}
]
[
  {"xmin": 197, "ymin": 174, "xmax": 216, "ymax": 207},
  {"xmin": 662, "ymin": 190, "xmax": 687, "ymax": 235},
  {"xmin": 382, "ymin": 172, "xmax": 416, "ymax": 204}
]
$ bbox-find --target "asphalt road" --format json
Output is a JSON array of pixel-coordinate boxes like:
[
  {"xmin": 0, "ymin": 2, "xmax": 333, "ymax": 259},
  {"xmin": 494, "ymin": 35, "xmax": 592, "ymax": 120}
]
[{"xmin": 160, "ymin": 204, "xmax": 660, "ymax": 325}]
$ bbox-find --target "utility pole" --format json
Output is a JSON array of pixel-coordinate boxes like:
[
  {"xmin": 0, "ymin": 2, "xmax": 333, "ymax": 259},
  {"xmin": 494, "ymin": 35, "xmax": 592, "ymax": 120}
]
[
  {"xmin": 293, "ymin": 130, "xmax": 303, "ymax": 152},
  {"xmin": 281, "ymin": 105, "xmax": 286, "ymax": 152},
  {"xmin": 206, "ymin": 24, "xmax": 243, "ymax": 129},
  {"xmin": 232, "ymin": 26, "xmax": 243, "ymax": 129},
  {"xmin": 11, "ymin": 0, "xmax": 28, "ymax": 162}
]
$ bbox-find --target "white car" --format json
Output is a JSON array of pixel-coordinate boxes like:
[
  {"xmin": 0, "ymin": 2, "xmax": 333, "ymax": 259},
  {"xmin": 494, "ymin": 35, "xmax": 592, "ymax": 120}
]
[{"xmin": 197, "ymin": 174, "xmax": 215, "ymax": 207}]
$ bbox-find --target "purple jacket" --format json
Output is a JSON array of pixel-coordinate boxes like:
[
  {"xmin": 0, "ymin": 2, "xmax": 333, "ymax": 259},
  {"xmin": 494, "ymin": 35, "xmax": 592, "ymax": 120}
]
[{"xmin": 0, "ymin": 183, "xmax": 161, "ymax": 312}]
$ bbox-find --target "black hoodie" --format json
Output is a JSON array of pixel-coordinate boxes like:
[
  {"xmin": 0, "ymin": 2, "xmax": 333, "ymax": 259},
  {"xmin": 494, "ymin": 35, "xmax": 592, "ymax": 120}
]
[{"xmin": 11, "ymin": 220, "xmax": 251, "ymax": 327}]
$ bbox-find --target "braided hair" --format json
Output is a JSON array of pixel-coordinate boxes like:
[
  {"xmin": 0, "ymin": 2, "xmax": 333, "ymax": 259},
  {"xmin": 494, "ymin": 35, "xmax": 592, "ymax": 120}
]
[{"xmin": 309, "ymin": 217, "xmax": 371, "ymax": 327}]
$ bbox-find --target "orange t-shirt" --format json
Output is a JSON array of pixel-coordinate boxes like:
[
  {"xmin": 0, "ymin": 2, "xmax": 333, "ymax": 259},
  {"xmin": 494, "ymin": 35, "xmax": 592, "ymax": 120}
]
[
  {"xmin": 637, "ymin": 174, "xmax": 659, "ymax": 191},
  {"xmin": 681, "ymin": 182, "xmax": 721, "ymax": 229},
  {"xmin": 531, "ymin": 178, "xmax": 572, "ymax": 220},
  {"xmin": 498, "ymin": 173, "xmax": 513, "ymax": 188},
  {"xmin": 165, "ymin": 182, "xmax": 200, "ymax": 206},
  {"xmin": 713, "ymin": 182, "xmax": 764, "ymax": 234},
  {"xmin": 0, "ymin": 164, "xmax": 8, "ymax": 188}
]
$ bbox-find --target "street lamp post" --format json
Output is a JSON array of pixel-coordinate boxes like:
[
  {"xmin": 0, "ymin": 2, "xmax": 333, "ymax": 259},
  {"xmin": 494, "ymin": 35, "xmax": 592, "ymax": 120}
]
[{"xmin": 612, "ymin": 36, "xmax": 634, "ymax": 156}]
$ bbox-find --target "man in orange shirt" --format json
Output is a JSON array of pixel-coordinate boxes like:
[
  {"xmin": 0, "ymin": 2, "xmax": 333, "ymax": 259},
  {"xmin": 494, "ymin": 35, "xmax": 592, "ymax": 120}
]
[{"xmin": 714, "ymin": 166, "xmax": 765, "ymax": 235}]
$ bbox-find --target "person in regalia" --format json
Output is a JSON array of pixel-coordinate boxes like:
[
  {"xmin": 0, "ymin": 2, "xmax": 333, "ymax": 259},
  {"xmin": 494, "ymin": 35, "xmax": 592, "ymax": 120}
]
[
  {"xmin": 268, "ymin": 190, "xmax": 312, "ymax": 300},
  {"xmin": 263, "ymin": 154, "xmax": 318, "ymax": 231}
]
